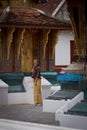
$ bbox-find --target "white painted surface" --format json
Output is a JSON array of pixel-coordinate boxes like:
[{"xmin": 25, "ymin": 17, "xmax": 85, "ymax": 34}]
[
  {"xmin": 55, "ymin": 113, "xmax": 87, "ymax": 130},
  {"xmin": 8, "ymin": 77, "xmax": 51, "ymax": 105},
  {"xmin": 55, "ymin": 92, "xmax": 84, "ymax": 116},
  {"xmin": 0, "ymin": 79, "xmax": 9, "ymax": 88},
  {"xmin": 55, "ymin": 92, "xmax": 85, "ymax": 130},
  {"xmin": 51, "ymin": 85, "xmax": 61, "ymax": 93},
  {"xmin": 41, "ymin": 77, "xmax": 52, "ymax": 99},
  {"xmin": 0, "ymin": 79, "xmax": 9, "ymax": 105},
  {"xmin": 52, "ymin": 0, "xmax": 65, "ymax": 17},
  {"xmin": 55, "ymin": 31, "xmax": 74, "ymax": 65},
  {"xmin": 0, "ymin": 119, "xmax": 82, "ymax": 130},
  {"xmin": 8, "ymin": 77, "xmax": 34, "ymax": 104},
  {"xmin": 8, "ymin": 93, "xmax": 30, "ymax": 104},
  {"xmin": 43, "ymin": 99, "xmax": 67, "ymax": 113},
  {"xmin": 43, "ymin": 92, "xmax": 83, "ymax": 113}
]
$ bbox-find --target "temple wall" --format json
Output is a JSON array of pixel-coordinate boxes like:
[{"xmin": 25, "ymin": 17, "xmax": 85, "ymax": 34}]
[
  {"xmin": 0, "ymin": 28, "xmax": 56, "ymax": 72},
  {"xmin": 0, "ymin": 28, "xmax": 33, "ymax": 72},
  {"xmin": 55, "ymin": 31, "xmax": 74, "ymax": 72},
  {"xmin": 40, "ymin": 30, "xmax": 56, "ymax": 72},
  {"xmin": 0, "ymin": 0, "xmax": 63, "ymax": 72},
  {"xmin": 0, "ymin": 28, "xmax": 21, "ymax": 72}
]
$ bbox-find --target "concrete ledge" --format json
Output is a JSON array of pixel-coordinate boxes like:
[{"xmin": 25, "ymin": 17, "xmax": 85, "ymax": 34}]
[
  {"xmin": 43, "ymin": 91, "xmax": 83, "ymax": 113},
  {"xmin": 55, "ymin": 92, "xmax": 85, "ymax": 130},
  {"xmin": 55, "ymin": 92, "xmax": 84, "ymax": 117},
  {"xmin": 8, "ymin": 77, "xmax": 51, "ymax": 105},
  {"xmin": 23, "ymin": 77, "xmax": 51, "ymax": 102},
  {"xmin": 41, "ymin": 77, "xmax": 52, "ymax": 99},
  {"xmin": 8, "ymin": 92, "xmax": 31, "ymax": 104},
  {"xmin": 0, "ymin": 119, "xmax": 81, "ymax": 130},
  {"xmin": 0, "ymin": 79, "xmax": 9, "ymax": 105},
  {"xmin": 55, "ymin": 113, "xmax": 87, "ymax": 130}
]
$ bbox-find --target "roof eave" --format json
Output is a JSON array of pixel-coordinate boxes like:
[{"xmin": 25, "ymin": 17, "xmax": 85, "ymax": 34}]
[{"xmin": 0, "ymin": 23, "xmax": 72, "ymax": 30}]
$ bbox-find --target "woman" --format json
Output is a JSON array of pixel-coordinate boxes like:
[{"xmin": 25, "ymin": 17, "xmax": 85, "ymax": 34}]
[{"xmin": 31, "ymin": 59, "xmax": 42, "ymax": 105}]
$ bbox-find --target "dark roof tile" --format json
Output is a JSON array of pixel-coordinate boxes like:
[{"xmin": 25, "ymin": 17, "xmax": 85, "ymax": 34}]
[
  {"xmin": 33, "ymin": 0, "xmax": 62, "ymax": 16},
  {"xmin": 0, "ymin": 8, "xmax": 71, "ymax": 29}
]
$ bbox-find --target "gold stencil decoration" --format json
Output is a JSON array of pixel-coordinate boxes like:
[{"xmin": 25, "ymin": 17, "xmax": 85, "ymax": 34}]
[
  {"xmin": 21, "ymin": 29, "xmax": 33, "ymax": 72},
  {"xmin": 51, "ymin": 30, "xmax": 60, "ymax": 59},
  {"xmin": 16, "ymin": 28, "xmax": 25, "ymax": 60},
  {"xmin": 7, "ymin": 27, "xmax": 15, "ymax": 60},
  {"xmin": 42, "ymin": 29, "xmax": 50, "ymax": 58}
]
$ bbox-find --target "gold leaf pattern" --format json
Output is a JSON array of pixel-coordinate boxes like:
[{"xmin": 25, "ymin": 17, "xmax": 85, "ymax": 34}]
[
  {"xmin": 21, "ymin": 29, "xmax": 33, "ymax": 72},
  {"xmin": 7, "ymin": 27, "xmax": 15, "ymax": 60},
  {"xmin": 51, "ymin": 30, "xmax": 60, "ymax": 59},
  {"xmin": 16, "ymin": 28, "xmax": 25, "ymax": 60},
  {"xmin": 42, "ymin": 29, "xmax": 50, "ymax": 58}
]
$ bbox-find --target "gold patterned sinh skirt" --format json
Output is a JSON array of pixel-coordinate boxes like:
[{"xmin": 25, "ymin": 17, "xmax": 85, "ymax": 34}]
[{"xmin": 33, "ymin": 78, "xmax": 42, "ymax": 104}]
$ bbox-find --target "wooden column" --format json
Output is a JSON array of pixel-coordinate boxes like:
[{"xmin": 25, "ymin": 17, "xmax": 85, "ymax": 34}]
[{"xmin": 21, "ymin": 29, "xmax": 33, "ymax": 72}]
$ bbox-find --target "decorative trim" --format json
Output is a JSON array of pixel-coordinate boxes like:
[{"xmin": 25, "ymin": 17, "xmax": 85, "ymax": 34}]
[
  {"xmin": 16, "ymin": 28, "xmax": 25, "ymax": 60},
  {"xmin": 42, "ymin": 29, "xmax": 50, "ymax": 58},
  {"xmin": 51, "ymin": 30, "xmax": 60, "ymax": 59},
  {"xmin": 7, "ymin": 27, "xmax": 15, "ymax": 60}
]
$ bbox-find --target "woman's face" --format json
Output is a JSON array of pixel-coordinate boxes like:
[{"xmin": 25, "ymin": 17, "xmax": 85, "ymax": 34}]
[{"xmin": 33, "ymin": 59, "xmax": 38, "ymax": 66}]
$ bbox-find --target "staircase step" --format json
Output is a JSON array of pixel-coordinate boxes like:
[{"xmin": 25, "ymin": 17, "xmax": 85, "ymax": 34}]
[
  {"xmin": 46, "ymin": 90, "xmax": 80, "ymax": 100},
  {"xmin": 67, "ymin": 101, "xmax": 87, "ymax": 116}
]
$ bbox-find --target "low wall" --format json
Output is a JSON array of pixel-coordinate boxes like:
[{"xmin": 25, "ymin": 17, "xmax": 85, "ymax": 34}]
[
  {"xmin": 0, "ymin": 79, "xmax": 9, "ymax": 105},
  {"xmin": 43, "ymin": 91, "xmax": 83, "ymax": 113},
  {"xmin": 8, "ymin": 77, "xmax": 52, "ymax": 105}
]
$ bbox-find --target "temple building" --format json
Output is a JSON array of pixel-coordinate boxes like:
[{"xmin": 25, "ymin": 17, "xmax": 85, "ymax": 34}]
[
  {"xmin": 0, "ymin": 0, "xmax": 87, "ymax": 130},
  {"xmin": 0, "ymin": 0, "xmax": 71, "ymax": 72}
]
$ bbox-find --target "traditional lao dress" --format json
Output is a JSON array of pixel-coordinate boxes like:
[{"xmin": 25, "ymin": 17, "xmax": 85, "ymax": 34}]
[{"xmin": 32, "ymin": 65, "xmax": 42, "ymax": 104}]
